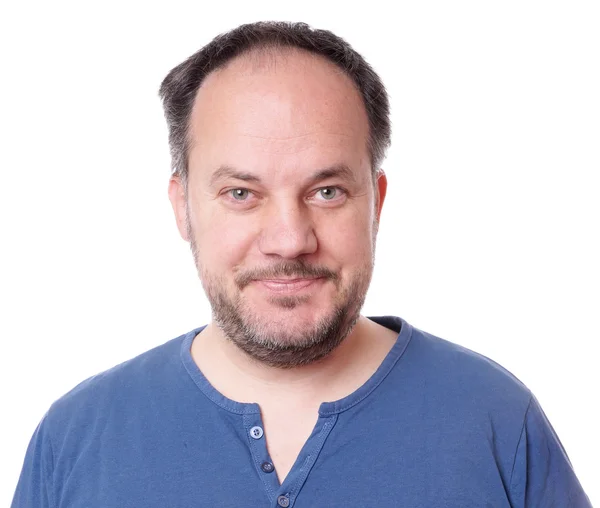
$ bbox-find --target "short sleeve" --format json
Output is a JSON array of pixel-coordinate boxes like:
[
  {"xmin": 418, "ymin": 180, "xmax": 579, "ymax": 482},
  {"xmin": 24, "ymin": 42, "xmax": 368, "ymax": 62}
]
[
  {"xmin": 508, "ymin": 395, "xmax": 592, "ymax": 507},
  {"xmin": 11, "ymin": 414, "xmax": 56, "ymax": 508}
]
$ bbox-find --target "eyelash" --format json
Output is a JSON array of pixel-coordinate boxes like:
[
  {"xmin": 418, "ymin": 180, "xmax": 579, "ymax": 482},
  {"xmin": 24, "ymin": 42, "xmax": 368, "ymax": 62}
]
[
  {"xmin": 223, "ymin": 186, "xmax": 347, "ymax": 205},
  {"xmin": 309, "ymin": 186, "xmax": 347, "ymax": 202}
]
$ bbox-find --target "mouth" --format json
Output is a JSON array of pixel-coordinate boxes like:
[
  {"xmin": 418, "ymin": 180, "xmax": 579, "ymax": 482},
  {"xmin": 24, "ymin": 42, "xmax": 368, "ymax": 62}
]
[{"xmin": 252, "ymin": 277, "xmax": 325, "ymax": 294}]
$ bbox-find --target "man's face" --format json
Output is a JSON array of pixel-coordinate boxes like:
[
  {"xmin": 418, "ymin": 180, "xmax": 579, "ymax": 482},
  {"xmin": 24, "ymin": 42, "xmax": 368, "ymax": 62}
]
[{"xmin": 169, "ymin": 49, "xmax": 387, "ymax": 368}]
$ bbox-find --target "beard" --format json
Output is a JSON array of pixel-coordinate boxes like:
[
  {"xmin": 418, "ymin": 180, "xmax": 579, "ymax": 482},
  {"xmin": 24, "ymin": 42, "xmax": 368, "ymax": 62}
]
[{"xmin": 187, "ymin": 216, "xmax": 375, "ymax": 369}]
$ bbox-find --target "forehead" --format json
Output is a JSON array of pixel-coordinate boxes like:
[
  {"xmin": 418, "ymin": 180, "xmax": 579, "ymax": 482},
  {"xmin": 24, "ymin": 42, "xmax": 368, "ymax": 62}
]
[{"xmin": 187, "ymin": 48, "xmax": 370, "ymax": 178}]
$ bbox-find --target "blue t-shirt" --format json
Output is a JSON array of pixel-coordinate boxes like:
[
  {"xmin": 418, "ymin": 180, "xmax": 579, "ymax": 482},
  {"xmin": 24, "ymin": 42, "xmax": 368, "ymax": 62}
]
[{"xmin": 12, "ymin": 317, "xmax": 591, "ymax": 507}]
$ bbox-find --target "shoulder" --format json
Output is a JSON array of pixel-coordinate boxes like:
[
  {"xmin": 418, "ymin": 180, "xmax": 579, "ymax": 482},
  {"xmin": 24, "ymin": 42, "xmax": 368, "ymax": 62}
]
[
  {"xmin": 12, "ymin": 328, "xmax": 203, "ymax": 506},
  {"xmin": 376, "ymin": 316, "xmax": 530, "ymax": 395},
  {"xmin": 415, "ymin": 326, "xmax": 527, "ymax": 388},
  {"xmin": 411, "ymin": 324, "xmax": 531, "ymax": 407},
  {"xmin": 43, "ymin": 327, "xmax": 202, "ymax": 438},
  {"xmin": 373, "ymin": 316, "xmax": 533, "ymax": 421}
]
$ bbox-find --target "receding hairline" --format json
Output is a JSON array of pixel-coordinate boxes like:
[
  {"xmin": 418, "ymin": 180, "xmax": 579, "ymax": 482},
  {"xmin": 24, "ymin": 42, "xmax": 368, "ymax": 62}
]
[
  {"xmin": 197, "ymin": 44, "xmax": 354, "ymax": 96},
  {"xmin": 186, "ymin": 45, "xmax": 371, "ymax": 175},
  {"xmin": 158, "ymin": 22, "xmax": 392, "ymax": 189}
]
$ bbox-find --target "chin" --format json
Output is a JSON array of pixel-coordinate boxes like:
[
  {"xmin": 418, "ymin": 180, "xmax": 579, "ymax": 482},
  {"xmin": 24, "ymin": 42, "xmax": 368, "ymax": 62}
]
[
  {"xmin": 203, "ymin": 264, "xmax": 370, "ymax": 367},
  {"xmin": 248, "ymin": 302, "xmax": 331, "ymax": 330}
]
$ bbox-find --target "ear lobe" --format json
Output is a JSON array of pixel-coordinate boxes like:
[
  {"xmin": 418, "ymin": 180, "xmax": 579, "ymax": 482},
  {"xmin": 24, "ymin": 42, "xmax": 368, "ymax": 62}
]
[
  {"xmin": 168, "ymin": 176, "xmax": 190, "ymax": 242},
  {"xmin": 375, "ymin": 169, "xmax": 388, "ymax": 221}
]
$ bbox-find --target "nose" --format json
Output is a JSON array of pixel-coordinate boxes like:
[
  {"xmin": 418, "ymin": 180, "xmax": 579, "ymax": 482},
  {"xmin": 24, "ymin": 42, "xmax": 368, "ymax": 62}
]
[{"xmin": 258, "ymin": 198, "xmax": 318, "ymax": 259}]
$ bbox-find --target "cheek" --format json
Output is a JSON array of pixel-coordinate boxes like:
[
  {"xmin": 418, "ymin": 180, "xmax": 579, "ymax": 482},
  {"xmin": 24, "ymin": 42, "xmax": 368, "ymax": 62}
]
[
  {"xmin": 316, "ymin": 210, "xmax": 375, "ymax": 267},
  {"xmin": 193, "ymin": 207, "xmax": 258, "ymax": 270}
]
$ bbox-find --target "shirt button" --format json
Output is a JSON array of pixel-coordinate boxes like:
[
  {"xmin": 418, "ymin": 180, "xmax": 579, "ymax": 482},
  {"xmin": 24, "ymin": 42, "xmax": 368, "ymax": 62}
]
[
  {"xmin": 277, "ymin": 495, "xmax": 290, "ymax": 507},
  {"xmin": 261, "ymin": 461, "xmax": 275, "ymax": 473},
  {"xmin": 249, "ymin": 426, "xmax": 264, "ymax": 439}
]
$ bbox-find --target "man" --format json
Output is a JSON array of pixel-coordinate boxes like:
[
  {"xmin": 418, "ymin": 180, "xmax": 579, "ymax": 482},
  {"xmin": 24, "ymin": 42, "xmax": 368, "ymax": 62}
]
[{"xmin": 12, "ymin": 21, "xmax": 591, "ymax": 507}]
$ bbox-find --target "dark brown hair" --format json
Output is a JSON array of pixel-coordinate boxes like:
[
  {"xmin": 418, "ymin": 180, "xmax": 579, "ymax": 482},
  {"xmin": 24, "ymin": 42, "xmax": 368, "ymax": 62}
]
[{"xmin": 159, "ymin": 21, "xmax": 391, "ymax": 190}]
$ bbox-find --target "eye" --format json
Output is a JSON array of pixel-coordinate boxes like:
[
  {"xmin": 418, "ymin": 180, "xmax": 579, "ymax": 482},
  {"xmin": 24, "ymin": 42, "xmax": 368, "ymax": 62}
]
[
  {"xmin": 230, "ymin": 188, "xmax": 250, "ymax": 200},
  {"xmin": 313, "ymin": 186, "xmax": 346, "ymax": 202},
  {"xmin": 318, "ymin": 187, "xmax": 338, "ymax": 200}
]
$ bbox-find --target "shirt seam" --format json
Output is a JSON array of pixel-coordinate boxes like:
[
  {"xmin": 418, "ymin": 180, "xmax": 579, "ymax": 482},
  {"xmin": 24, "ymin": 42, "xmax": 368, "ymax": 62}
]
[
  {"xmin": 180, "ymin": 332, "xmax": 260, "ymax": 415},
  {"xmin": 286, "ymin": 415, "xmax": 338, "ymax": 503},
  {"xmin": 507, "ymin": 392, "xmax": 533, "ymax": 490},
  {"xmin": 319, "ymin": 325, "xmax": 413, "ymax": 415},
  {"xmin": 44, "ymin": 411, "xmax": 58, "ymax": 508}
]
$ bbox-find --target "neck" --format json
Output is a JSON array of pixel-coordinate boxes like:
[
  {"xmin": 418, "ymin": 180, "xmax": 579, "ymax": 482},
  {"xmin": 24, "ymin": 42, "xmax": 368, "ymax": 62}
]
[{"xmin": 190, "ymin": 316, "xmax": 397, "ymax": 406}]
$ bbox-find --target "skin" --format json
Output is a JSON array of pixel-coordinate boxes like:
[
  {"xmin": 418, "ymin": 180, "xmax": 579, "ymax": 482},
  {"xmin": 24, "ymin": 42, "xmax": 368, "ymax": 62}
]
[{"xmin": 168, "ymin": 48, "xmax": 397, "ymax": 482}]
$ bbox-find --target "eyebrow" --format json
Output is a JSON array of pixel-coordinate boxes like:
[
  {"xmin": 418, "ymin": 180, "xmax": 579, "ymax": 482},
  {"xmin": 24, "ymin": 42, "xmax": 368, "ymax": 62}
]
[
  {"xmin": 308, "ymin": 164, "xmax": 357, "ymax": 185},
  {"xmin": 209, "ymin": 163, "xmax": 357, "ymax": 187}
]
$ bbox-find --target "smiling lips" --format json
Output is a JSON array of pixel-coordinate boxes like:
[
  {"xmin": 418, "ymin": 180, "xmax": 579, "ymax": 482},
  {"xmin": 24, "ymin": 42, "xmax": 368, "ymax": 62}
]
[{"xmin": 254, "ymin": 277, "xmax": 324, "ymax": 293}]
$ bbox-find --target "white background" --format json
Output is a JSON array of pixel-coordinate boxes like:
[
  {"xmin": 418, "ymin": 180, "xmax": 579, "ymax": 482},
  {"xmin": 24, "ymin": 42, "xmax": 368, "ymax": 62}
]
[{"xmin": 1, "ymin": 0, "xmax": 598, "ymax": 505}]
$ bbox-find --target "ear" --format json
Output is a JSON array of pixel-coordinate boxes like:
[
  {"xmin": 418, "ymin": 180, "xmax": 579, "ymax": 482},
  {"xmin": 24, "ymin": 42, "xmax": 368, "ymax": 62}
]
[
  {"xmin": 375, "ymin": 169, "xmax": 388, "ymax": 222},
  {"xmin": 168, "ymin": 176, "xmax": 190, "ymax": 242}
]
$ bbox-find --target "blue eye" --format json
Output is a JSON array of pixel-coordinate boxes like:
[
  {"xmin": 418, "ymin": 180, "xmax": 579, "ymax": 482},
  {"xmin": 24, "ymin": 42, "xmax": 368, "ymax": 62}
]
[
  {"xmin": 319, "ymin": 187, "xmax": 337, "ymax": 200},
  {"xmin": 230, "ymin": 188, "xmax": 250, "ymax": 200}
]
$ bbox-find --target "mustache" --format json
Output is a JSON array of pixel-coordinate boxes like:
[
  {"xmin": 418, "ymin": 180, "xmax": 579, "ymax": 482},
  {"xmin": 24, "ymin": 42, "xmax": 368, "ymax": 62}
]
[{"xmin": 235, "ymin": 260, "xmax": 338, "ymax": 289}]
